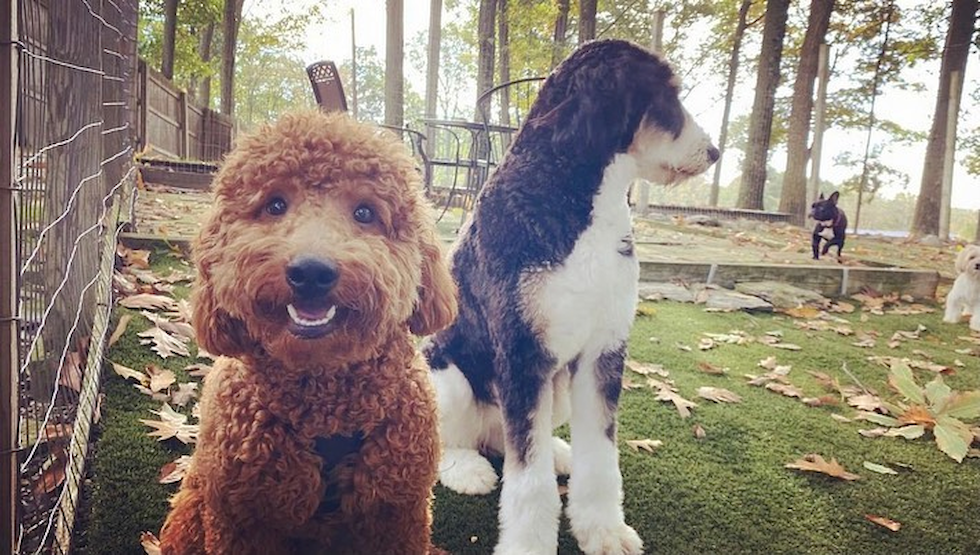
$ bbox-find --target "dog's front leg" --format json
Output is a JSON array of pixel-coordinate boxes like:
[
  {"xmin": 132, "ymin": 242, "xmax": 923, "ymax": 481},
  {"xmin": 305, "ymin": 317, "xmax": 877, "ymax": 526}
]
[
  {"xmin": 496, "ymin": 356, "xmax": 561, "ymax": 555},
  {"xmin": 811, "ymin": 230, "xmax": 821, "ymax": 260},
  {"xmin": 566, "ymin": 347, "xmax": 642, "ymax": 555}
]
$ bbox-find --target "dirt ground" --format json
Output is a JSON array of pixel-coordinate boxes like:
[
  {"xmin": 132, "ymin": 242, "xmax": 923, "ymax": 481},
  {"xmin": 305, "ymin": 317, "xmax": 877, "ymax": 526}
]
[{"xmin": 132, "ymin": 183, "xmax": 960, "ymax": 281}]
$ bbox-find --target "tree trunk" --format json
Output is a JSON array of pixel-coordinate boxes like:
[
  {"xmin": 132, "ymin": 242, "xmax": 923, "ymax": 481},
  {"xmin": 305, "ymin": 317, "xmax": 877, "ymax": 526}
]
[
  {"xmin": 710, "ymin": 0, "xmax": 751, "ymax": 207},
  {"xmin": 579, "ymin": 0, "xmax": 597, "ymax": 44},
  {"xmin": 475, "ymin": 0, "xmax": 496, "ymax": 118},
  {"xmin": 194, "ymin": 21, "xmax": 215, "ymax": 108},
  {"xmin": 497, "ymin": 0, "xmax": 510, "ymax": 125},
  {"xmin": 219, "ymin": 0, "xmax": 244, "ymax": 116},
  {"xmin": 161, "ymin": 0, "xmax": 179, "ymax": 79},
  {"xmin": 779, "ymin": 0, "xmax": 833, "ymax": 225},
  {"xmin": 425, "ymin": 0, "xmax": 442, "ymax": 128},
  {"xmin": 853, "ymin": 2, "xmax": 894, "ymax": 234},
  {"xmin": 552, "ymin": 0, "xmax": 570, "ymax": 67},
  {"xmin": 385, "ymin": 0, "xmax": 405, "ymax": 127},
  {"xmin": 911, "ymin": 0, "xmax": 978, "ymax": 237},
  {"xmin": 737, "ymin": 0, "xmax": 791, "ymax": 210}
]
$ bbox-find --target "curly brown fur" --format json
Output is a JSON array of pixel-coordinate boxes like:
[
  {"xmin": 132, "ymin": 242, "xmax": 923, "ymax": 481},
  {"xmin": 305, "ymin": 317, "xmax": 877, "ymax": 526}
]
[{"xmin": 159, "ymin": 109, "xmax": 457, "ymax": 554}]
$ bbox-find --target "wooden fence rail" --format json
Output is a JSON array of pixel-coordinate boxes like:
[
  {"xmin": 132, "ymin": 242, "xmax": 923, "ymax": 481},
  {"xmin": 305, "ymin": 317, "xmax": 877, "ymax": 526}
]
[{"xmin": 135, "ymin": 60, "xmax": 234, "ymax": 162}]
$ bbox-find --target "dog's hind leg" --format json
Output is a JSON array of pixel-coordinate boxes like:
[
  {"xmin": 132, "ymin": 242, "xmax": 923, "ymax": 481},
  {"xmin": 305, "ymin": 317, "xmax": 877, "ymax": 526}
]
[
  {"xmin": 432, "ymin": 364, "xmax": 501, "ymax": 495},
  {"xmin": 943, "ymin": 289, "xmax": 964, "ymax": 324},
  {"xmin": 566, "ymin": 346, "xmax": 643, "ymax": 555}
]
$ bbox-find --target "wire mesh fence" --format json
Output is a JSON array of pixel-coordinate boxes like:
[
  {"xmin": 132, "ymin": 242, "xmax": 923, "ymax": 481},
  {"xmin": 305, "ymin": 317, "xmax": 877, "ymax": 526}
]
[{"xmin": 3, "ymin": 0, "xmax": 139, "ymax": 552}]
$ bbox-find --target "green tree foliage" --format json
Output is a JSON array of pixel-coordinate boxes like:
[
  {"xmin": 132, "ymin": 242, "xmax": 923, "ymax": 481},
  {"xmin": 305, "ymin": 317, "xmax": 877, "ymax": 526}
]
[
  {"xmin": 138, "ymin": 0, "xmax": 222, "ymax": 93},
  {"xmin": 339, "ymin": 46, "xmax": 424, "ymax": 128}
]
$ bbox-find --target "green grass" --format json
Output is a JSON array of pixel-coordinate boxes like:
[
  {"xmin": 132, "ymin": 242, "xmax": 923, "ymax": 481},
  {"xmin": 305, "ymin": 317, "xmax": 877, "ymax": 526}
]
[{"xmin": 75, "ymin": 250, "xmax": 980, "ymax": 554}]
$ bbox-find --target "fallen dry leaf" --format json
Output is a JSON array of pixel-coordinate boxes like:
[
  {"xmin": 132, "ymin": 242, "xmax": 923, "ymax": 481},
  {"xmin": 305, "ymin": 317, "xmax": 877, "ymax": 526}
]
[
  {"xmin": 108, "ymin": 314, "xmax": 132, "ymax": 348},
  {"xmin": 862, "ymin": 461, "xmax": 898, "ymax": 475},
  {"xmin": 159, "ymin": 455, "xmax": 193, "ymax": 484},
  {"xmin": 141, "ymin": 403, "xmax": 198, "ymax": 444},
  {"xmin": 626, "ymin": 360, "xmax": 669, "ymax": 378},
  {"xmin": 185, "ymin": 363, "xmax": 213, "ymax": 378},
  {"xmin": 147, "ymin": 365, "xmax": 176, "ymax": 393},
  {"xmin": 697, "ymin": 361, "xmax": 728, "ymax": 375},
  {"xmin": 32, "ymin": 447, "xmax": 68, "ymax": 496},
  {"xmin": 772, "ymin": 342, "xmax": 802, "ymax": 351},
  {"xmin": 625, "ymin": 439, "xmax": 664, "ymax": 453},
  {"xmin": 170, "ymin": 382, "xmax": 199, "ymax": 407},
  {"xmin": 782, "ymin": 306, "xmax": 824, "ymax": 319},
  {"xmin": 112, "ymin": 362, "xmax": 149, "ymax": 386},
  {"xmin": 802, "ymin": 395, "xmax": 839, "ymax": 407},
  {"xmin": 693, "ymin": 424, "xmax": 706, "ymax": 439},
  {"xmin": 765, "ymin": 382, "xmax": 805, "ymax": 398},
  {"xmin": 865, "ymin": 514, "xmax": 901, "ymax": 532},
  {"xmin": 139, "ymin": 325, "xmax": 191, "ymax": 358},
  {"xmin": 785, "ymin": 453, "xmax": 860, "ymax": 481},
  {"xmin": 697, "ymin": 386, "xmax": 742, "ymax": 404},
  {"xmin": 120, "ymin": 293, "xmax": 177, "ymax": 311}
]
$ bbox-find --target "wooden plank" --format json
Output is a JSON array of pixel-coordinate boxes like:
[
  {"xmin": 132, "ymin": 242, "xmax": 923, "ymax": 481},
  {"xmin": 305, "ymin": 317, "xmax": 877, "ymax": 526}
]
[
  {"xmin": 639, "ymin": 261, "xmax": 939, "ymax": 299},
  {"xmin": 139, "ymin": 166, "xmax": 214, "ymax": 190},
  {"xmin": 0, "ymin": 0, "xmax": 19, "ymax": 551}
]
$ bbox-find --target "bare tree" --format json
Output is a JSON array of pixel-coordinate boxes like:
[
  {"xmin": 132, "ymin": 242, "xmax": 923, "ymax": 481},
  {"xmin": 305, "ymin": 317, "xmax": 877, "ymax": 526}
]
[
  {"xmin": 779, "ymin": 0, "xmax": 834, "ymax": 224},
  {"xmin": 385, "ymin": 0, "xmax": 404, "ymax": 127},
  {"xmin": 161, "ymin": 0, "xmax": 179, "ymax": 79},
  {"xmin": 552, "ymin": 0, "xmax": 570, "ymax": 67},
  {"xmin": 912, "ymin": 0, "xmax": 978, "ymax": 236},
  {"xmin": 737, "ymin": 0, "xmax": 790, "ymax": 210},
  {"xmin": 497, "ymin": 0, "xmax": 510, "ymax": 124},
  {"xmin": 425, "ymin": 0, "xmax": 442, "ymax": 127},
  {"xmin": 219, "ymin": 0, "xmax": 244, "ymax": 116},
  {"xmin": 579, "ymin": 0, "xmax": 597, "ymax": 43},
  {"xmin": 710, "ymin": 0, "xmax": 752, "ymax": 207},
  {"xmin": 475, "ymin": 0, "xmax": 496, "ymax": 116}
]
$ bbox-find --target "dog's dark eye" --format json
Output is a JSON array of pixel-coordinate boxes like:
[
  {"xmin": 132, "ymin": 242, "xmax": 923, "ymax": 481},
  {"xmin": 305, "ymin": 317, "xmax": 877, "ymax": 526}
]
[
  {"xmin": 266, "ymin": 197, "xmax": 288, "ymax": 216},
  {"xmin": 353, "ymin": 204, "xmax": 375, "ymax": 224}
]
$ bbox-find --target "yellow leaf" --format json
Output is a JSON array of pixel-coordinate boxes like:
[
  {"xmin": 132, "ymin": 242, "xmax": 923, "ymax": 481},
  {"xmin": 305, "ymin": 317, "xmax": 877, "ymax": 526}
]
[
  {"xmin": 865, "ymin": 514, "xmax": 901, "ymax": 532},
  {"xmin": 785, "ymin": 453, "xmax": 860, "ymax": 481},
  {"xmin": 626, "ymin": 439, "xmax": 663, "ymax": 453}
]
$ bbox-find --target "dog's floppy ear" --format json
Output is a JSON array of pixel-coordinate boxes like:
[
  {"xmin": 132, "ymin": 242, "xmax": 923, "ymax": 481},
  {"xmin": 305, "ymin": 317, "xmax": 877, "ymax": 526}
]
[
  {"xmin": 828, "ymin": 191, "xmax": 840, "ymax": 205},
  {"xmin": 191, "ymin": 219, "xmax": 251, "ymax": 357},
  {"xmin": 408, "ymin": 227, "xmax": 458, "ymax": 336}
]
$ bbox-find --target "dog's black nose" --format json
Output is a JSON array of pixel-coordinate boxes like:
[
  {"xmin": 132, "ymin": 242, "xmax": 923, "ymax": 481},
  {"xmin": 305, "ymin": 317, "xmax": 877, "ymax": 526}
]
[
  {"xmin": 286, "ymin": 257, "xmax": 339, "ymax": 298},
  {"xmin": 707, "ymin": 145, "xmax": 720, "ymax": 164}
]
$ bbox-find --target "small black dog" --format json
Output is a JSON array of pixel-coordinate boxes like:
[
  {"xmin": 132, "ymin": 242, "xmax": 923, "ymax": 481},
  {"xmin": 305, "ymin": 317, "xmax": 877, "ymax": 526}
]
[{"xmin": 810, "ymin": 191, "xmax": 847, "ymax": 262}]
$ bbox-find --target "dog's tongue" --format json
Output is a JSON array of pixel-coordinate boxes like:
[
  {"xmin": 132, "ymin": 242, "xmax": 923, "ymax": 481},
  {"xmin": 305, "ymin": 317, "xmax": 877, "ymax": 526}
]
[{"xmin": 294, "ymin": 305, "xmax": 329, "ymax": 320}]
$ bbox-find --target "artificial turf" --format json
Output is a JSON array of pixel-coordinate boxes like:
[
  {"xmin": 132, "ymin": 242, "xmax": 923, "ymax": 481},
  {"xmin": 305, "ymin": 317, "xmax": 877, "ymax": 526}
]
[{"xmin": 74, "ymin": 251, "xmax": 980, "ymax": 554}]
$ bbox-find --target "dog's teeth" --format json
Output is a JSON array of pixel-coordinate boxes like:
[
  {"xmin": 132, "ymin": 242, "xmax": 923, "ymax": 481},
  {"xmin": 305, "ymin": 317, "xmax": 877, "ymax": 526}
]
[{"xmin": 286, "ymin": 304, "xmax": 337, "ymax": 327}]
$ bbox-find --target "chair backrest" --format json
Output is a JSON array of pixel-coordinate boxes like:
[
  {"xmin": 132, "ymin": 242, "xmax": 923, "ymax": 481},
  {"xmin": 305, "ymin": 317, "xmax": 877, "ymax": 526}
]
[
  {"xmin": 475, "ymin": 76, "xmax": 544, "ymax": 165},
  {"xmin": 306, "ymin": 61, "xmax": 348, "ymax": 112}
]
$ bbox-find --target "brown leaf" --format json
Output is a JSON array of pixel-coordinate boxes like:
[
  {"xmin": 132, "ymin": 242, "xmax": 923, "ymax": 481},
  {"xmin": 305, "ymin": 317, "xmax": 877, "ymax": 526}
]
[
  {"xmin": 785, "ymin": 453, "xmax": 860, "ymax": 481},
  {"xmin": 772, "ymin": 342, "xmax": 802, "ymax": 351},
  {"xmin": 865, "ymin": 514, "xmax": 901, "ymax": 532},
  {"xmin": 897, "ymin": 405, "xmax": 936, "ymax": 428},
  {"xmin": 626, "ymin": 360, "xmax": 669, "ymax": 378},
  {"xmin": 847, "ymin": 393, "xmax": 885, "ymax": 412},
  {"xmin": 782, "ymin": 306, "xmax": 823, "ymax": 319},
  {"xmin": 159, "ymin": 455, "xmax": 193, "ymax": 484},
  {"xmin": 625, "ymin": 438, "xmax": 663, "ymax": 453},
  {"xmin": 697, "ymin": 361, "xmax": 728, "ymax": 375},
  {"xmin": 108, "ymin": 314, "xmax": 132, "ymax": 348},
  {"xmin": 33, "ymin": 447, "xmax": 68, "ymax": 496},
  {"xmin": 651, "ymin": 384, "xmax": 697, "ymax": 418},
  {"xmin": 119, "ymin": 245, "xmax": 152, "ymax": 269},
  {"xmin": 58, "ymin": 349, "xmax": 85, "ymax": 392},
  {"xmin": 802, "ymin": 395, "xmax": 839, "ymax": 407},
  {"xmin": 693, "ymin": 424, "xmax": 706, "ymax": 439},
  {"xmin": 112, "ymin": 362, "xmax": 149, "ymax": 387},
  {"xmin": 829, "ymin": 301, "xmax": 855, "ymax": 313},
  {"xmin": 141, "ymin": 404, "xmax": 198, "ymax": 444},
  {"xmin": 766, "ymin": 382, "xmax": 805, "ymax": 398},
  {"xmin": 139, "ymin": 326, "xmax": 191, "ymax": 358},
  {"xmin": 697, "ymin": 386, "xmax": 742, "ymax": 404},
  {"xmin": 146, "ymin": 365, "xmax": 176, "ymax": 393},
  {"xmin": 119, "ymin": 293, "xmax": 177, "ymax": 311},
  {"xmin": 170, "ymin": 382, "xmax": 199, "ymax": 407}
]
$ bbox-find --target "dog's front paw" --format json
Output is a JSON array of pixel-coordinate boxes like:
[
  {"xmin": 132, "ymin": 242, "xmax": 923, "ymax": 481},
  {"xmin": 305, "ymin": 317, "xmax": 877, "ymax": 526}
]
[
  {"xmin": 439, "ymin": 448, "xmax": 498, "ymax": 495},
  {"xmin": 574, "ymin": 522, "xmax": 644, "ymax": 555},
  {"xmin": 552, "ymin": 437, "xmax": 572, "ymax": 476}
]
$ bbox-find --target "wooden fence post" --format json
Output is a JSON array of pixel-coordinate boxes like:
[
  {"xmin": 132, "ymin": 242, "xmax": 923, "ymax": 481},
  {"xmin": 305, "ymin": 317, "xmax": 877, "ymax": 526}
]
[
  {"xmin": 1, "ymin": 0, "xmax": 20, "ymax": 551},
  {"xmin": 179, "ymin": 90, "xmax": 189, "ymax": 158},
  {"xmin": 137, "ymin": 59, "xmax": 148, "ymax": 153}
]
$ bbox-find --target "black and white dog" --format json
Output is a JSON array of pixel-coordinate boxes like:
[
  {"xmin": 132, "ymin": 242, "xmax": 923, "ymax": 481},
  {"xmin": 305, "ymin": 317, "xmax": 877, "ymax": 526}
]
[
  {"xmin": 810, "ymin": 191, "xmax": 847, "ymax": 261},
  {"xmin": 424, "ymin": 40, "xmax": 717, "ymax": 554}
]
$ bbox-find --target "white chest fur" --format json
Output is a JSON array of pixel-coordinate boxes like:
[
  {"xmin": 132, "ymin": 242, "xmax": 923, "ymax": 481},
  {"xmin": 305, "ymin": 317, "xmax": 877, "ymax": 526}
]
[{"xmin": 521, "ymin": 154, "xmax": 640, "ymax": 367}]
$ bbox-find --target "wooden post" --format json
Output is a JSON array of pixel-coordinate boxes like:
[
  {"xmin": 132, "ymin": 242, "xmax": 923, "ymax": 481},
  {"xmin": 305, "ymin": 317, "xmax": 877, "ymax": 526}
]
[
  {"xmin": 807, "ymin": 43, "xmax": 829, "ymax": 204},
  {"xmin": 137, "ymin": 60, "xmax": 148, "ymax": 153},
  {"xmin": 939, "ymin": 71, "xmax": 961, "ymax": 241},
  {"xmin": 179, "ymin": 90, "xmax": 190, "ymax": 159},
  {"xmin": 1, "ymin": 0, "xmax": 20, "ymax": 552},
  {"xmin": 635, "ymin": 9, "xmax": 664, "ymax": 213},
  {"xmin": 424, "ymin": 0, "xmax": 441, "ymax": 149}
]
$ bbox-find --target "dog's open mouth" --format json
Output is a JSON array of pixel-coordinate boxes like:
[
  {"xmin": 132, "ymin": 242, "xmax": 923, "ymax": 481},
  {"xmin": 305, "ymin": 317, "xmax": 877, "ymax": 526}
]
[{"xmin": 286, "ymin": 302, "xmax": 341, "ymax": 339}]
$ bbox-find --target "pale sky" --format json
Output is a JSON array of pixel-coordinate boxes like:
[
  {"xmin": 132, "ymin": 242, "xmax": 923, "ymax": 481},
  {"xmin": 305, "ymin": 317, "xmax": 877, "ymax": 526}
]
[{"xmin": 247, "ymin": 0, "xmax": 980, "ymax": 211}]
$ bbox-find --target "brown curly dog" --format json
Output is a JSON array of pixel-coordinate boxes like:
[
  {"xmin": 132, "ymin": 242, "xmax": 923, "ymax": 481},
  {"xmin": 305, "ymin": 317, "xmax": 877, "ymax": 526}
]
[{"xmin": 159, "ymin": 109, "xmax": 457, "ymax": 554}]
